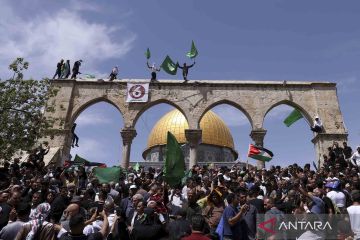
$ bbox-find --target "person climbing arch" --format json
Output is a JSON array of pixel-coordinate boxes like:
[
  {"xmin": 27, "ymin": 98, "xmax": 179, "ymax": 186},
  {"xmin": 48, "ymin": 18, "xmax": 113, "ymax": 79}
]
[
  {"xmin": 71, "ymin": 123, "xmax": 79, "ymax": 147},
  {"xmin": 310, "ymin": 116, "xmax": 323, "ymax": 133}
]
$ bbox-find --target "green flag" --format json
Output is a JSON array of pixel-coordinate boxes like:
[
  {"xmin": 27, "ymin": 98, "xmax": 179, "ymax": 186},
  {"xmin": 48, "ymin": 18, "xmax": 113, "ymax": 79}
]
[
  {"xmin": 283, "ymin": 109, "xmax": 303, "ymax": 127},
  {"xmin": 186, "ymin": 40, "xmax": 198, "ymax": 59},
  {"xmin": 145, "ymin": 48, "xmax": 151, "ymax": 59},
  {"xmin": 84, "ymin": 74, "xmax": 96, "ymax": 78},
  {"xmin": 161, "ymin": 55, "xmax": 178, "ymax": 75},
  {"xmin": 134, "ymin": 162, "xmax": 140, "ymax": 172},
  {"xmin": 93, "ymin": 167, "xmax": 122, "ymax": 183},
  {"xmin": 164, "ymin": 131, "xmax": 185, "ymax": 187},
  {"xmin": 181, "ymin": 169, "xmax": 192, "ymax": 185}
]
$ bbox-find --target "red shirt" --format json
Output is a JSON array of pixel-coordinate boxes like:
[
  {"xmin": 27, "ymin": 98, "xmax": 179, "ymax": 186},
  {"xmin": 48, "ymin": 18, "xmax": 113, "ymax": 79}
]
[
  {"xmin": 149, "ymin": 193, "xmax": 167, "ymax": 214},
  {"xmin": 181, "ymin": 232, "xmax": 211, "ymax": 240}
]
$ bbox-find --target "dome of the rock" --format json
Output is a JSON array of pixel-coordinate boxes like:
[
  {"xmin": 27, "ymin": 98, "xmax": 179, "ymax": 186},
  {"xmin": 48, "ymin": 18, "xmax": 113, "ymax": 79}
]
[{"xmin": 143, "ymin": 109, "xmax": 238, "ymax": 163}]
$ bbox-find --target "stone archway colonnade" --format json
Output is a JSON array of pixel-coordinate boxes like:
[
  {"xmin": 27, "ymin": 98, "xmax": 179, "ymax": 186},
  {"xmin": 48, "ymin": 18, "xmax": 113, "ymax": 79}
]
[{"xmin": 43, "ymin": 79, "xmax": 348, "ymax": 169}]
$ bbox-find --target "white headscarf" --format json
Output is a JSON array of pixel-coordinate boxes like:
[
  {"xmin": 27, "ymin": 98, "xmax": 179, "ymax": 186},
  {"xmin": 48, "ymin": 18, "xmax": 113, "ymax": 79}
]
[{"xmin": 26, "ymin": 203, "xmax": 51, "ymax": 240}]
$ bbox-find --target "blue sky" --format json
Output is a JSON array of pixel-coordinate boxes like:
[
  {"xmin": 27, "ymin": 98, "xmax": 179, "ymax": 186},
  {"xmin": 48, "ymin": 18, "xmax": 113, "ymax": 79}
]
[{"xmin": 1, "ymin": 0, "xmax": 359, "ymax": 167}]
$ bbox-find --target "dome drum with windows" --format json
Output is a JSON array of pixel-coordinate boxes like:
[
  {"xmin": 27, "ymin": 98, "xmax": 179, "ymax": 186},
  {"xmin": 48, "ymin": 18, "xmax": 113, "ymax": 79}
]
[{"xmin": 142, "ymin": 109, "xmax": 238, "ymax": 163}]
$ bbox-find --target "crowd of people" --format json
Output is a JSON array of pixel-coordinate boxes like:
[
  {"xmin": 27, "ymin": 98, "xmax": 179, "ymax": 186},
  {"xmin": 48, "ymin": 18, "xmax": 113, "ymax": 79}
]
[{"xmin": 0, "ymin": 141, "xmax": 359, "ymax": 240}]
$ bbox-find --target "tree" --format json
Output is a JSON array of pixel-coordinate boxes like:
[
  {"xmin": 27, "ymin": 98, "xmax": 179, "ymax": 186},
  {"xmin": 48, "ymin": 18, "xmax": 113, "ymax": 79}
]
[
  {"xmin": 9, "ymin": 57, "xmax": 29, "ymax": 80},
  {"xmin": 0, "ymin": 58, "xmax": 58, "ymax": 161}
]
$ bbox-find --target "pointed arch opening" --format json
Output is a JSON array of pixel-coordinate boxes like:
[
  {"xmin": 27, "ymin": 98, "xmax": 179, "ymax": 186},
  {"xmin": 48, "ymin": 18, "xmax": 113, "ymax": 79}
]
[
  {"xmin": 70, "ymin": 101, "xmax": 124, "ymax": 167},
  {"xmin": 263, "ymin": 100, "xmax": 313, "ymax": 128},
  {"xmin": 263, "ymin": 103, "xmax": 314, "ymax": 167},
  {"xmin": 131, "ymin": 102, "xmax": 187, "ymax": 167}
]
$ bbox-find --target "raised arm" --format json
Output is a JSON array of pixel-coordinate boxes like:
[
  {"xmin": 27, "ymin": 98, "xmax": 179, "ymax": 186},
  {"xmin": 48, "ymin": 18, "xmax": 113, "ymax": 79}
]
[
  {"xmin": 147, "ymin": 61, "xmax": 151, "ymax": 69},
  {"xmin": 99, "ymin": 210, "xmax": 109, "ymax": 238},
  {"xmin": 296, "ymin": 185, "xmax": 311, "ymax": 200},
  {"xmin": 60, "ymin": 170, "xmax": 66, "ymax": 185},
  {"xmin": 228, "ymin": 204, "xmax": 249, "ymax": 226}
]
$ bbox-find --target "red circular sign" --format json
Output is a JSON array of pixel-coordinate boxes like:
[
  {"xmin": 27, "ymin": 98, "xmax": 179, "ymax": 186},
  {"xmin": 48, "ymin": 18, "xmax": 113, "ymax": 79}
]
[{"xmin": 129, "ymin": 85, "xmax": 146, "ymax": 99}]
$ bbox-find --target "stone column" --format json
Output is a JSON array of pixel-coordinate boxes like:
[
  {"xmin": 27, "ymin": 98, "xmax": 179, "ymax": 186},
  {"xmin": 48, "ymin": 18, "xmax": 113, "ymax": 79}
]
[
  {"xmin": 312, "ymin": 132, "xmax": 348, "ymax": 166},
  {"xmin": 250, "ymin": 129, "xmax": 267, "ymax": 169},
  {"xmin": 120, "ymin": 128, "xmax": 137, "ymax": 169},
  {"xmin": 185, "ymin": 129, "xmax": 202, "ymax": 169}
]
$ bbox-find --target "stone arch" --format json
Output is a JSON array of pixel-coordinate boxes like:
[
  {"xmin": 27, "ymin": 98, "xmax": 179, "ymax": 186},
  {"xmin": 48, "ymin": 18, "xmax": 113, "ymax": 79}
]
[
  {"xmin": 262, "ymin": 99, "xmax": 313, "ymax": 128},
  {"xmin": 70, "ymin": 97, "xmax": 124, "ymax": 128},
  {"xmin": 197, "ymin": 100, "xmax": 254, "ymax": 129},
  {"xmin": 131, "ymin": 99, "xmax": 189, "ymax": 128}
]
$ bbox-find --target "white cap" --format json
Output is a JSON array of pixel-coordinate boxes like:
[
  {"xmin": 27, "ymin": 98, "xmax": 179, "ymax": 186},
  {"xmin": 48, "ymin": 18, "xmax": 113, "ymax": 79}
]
[{"xmin": 129, "ymin": 185, "xmax": 137, "ymax": 189}]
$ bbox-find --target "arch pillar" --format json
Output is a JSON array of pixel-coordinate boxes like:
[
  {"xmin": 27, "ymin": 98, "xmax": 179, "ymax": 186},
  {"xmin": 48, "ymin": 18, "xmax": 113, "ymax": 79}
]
[
  {"xmin": 250, "ymin": 129, "xmax": 267, "ymax": 169},
  {"xmin": 185, "ymin": 129, "xmax": 202, "ymax": 169},
  {"xmin": 312, "ymin": 133, "xmax": 348, "ymax": 166},
  {"xmin": 120, "ymin": 128, "xmax": 137, "ymax": 169}
]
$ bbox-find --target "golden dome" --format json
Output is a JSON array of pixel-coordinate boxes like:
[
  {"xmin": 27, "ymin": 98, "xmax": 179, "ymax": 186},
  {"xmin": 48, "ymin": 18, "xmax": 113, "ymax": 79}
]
[{"xmin": 146, "ymin": 109, "xmax": 235, "ymax": 150}]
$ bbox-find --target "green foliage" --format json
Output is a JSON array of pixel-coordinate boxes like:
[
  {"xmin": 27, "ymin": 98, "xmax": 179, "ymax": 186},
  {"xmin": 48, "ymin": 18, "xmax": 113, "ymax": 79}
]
[
  {"xmin": 9, "ymin": 57, "xmax": 29, "ymax": 80},
  {"xmin": 0, "ymin": 58, "xmax": 58, "ymax": 161}
]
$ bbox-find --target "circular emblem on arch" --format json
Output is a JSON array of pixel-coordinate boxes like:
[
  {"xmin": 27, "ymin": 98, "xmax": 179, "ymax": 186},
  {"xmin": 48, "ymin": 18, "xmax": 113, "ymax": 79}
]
[{"xmin": 129, "ymin": 84, "xmax": 146, "ymax": 99}]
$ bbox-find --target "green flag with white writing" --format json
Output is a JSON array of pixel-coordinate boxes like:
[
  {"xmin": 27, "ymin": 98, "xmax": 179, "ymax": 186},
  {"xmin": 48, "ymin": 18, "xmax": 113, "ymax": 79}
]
[
  {"xmin": 145, "ymin": 48, "xmax": 151, "ymax": 59},
  {"xmin": 283, "ymin": 109, "xmax": 303, "ymax": 127},
  {"xmin": 93, "ymin": 167, "xmax": 122, "ymax": 183},
  {"xmin": 161, "ymin": 55, "xmax": 178, "ymax": 75},
  {"xmin": 164, "ymin": 131, "xmax": 185, "ymax": 187},
  {"xmin": 186, "ymin": 40, "xmax": 198, "ymax": 59}
]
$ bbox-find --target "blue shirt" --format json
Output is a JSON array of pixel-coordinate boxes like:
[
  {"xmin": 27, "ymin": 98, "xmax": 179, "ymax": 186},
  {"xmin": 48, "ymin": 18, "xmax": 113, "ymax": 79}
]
[
  {"xmin": 223, "ymin": 205, "xmax": 251, "ymax": 240},
  {"xmin": 311, "ymin": 196, "xmax": 325, "ymax": 214}
]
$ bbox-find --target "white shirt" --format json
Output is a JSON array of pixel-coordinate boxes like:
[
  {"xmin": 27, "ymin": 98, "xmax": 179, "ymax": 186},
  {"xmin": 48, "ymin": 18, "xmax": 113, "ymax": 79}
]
[
  {"xmin": 313, "ymin": 119, "xmax": 323, "ymax": 128},
  {"xmin": 326, "ymin": 190, "xmax": 346, "ymax": 208},
  {"xmin": 169, "ymin": 193, "xmax": 184, "ymax": 207},
  {"xmin": 352, "ymin": 151, "xmax": 360, "ymax": 167},
  {"xmin": 347, "ymin": 205, "xmax": 360, "ymax": 239},
  {"xmin": 112, "ymin": 67, "xmax": 118, "ymax": 74},
  {"xmin": 83, "ymin": 213, "xmax": 116, "ymax": 235},
  {"xmin": 182, "ymin": 186, "xmax": 188, "ymax": 199}
]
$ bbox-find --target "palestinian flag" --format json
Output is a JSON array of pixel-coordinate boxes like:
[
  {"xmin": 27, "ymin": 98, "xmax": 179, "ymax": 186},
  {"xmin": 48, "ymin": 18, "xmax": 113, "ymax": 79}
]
[
  {"xmin": 64, "ymin": 155, "xmax": 107, "ymax": 172},
  {"xmin": 73, "ymin": 154, "xmax": 106, "ymax": 167},
  {"xmin": 247, "ymin": 144, "xmax": 273, "ymax": 162}
]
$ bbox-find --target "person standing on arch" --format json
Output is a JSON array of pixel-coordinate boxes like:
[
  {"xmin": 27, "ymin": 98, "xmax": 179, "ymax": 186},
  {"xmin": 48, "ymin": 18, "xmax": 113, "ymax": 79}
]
[
  {"xmin": 71, "ymin": 123, "xmax": 79, "ymax": 148},
  {"xmin": 53, "ymin": 59, "xmax": 64, "ymax": 79},
  {"xmin": 147, "ymin": 61, "xmax": 161, "ymax": 81},
  {"xmin": 177, "ymin": 61, "xmax": 195, "ymax": 82},
  {"xmin": 61, "ymin": 60, "xmax": 71, "ymax": 79},
  {"xmin": 71, "ymin": 60, "xmax": 82, "ymax": 79},
  {"xmin": 109, "ymin": 66, "xmax": 119, "ymax": 81}
]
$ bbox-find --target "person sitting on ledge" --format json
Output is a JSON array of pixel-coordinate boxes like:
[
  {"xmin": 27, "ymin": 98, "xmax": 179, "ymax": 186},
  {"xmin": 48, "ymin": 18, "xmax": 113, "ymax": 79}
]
[{"xmin": 311, "ymin": 116, "xmax": 323, "ymax": 133}]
